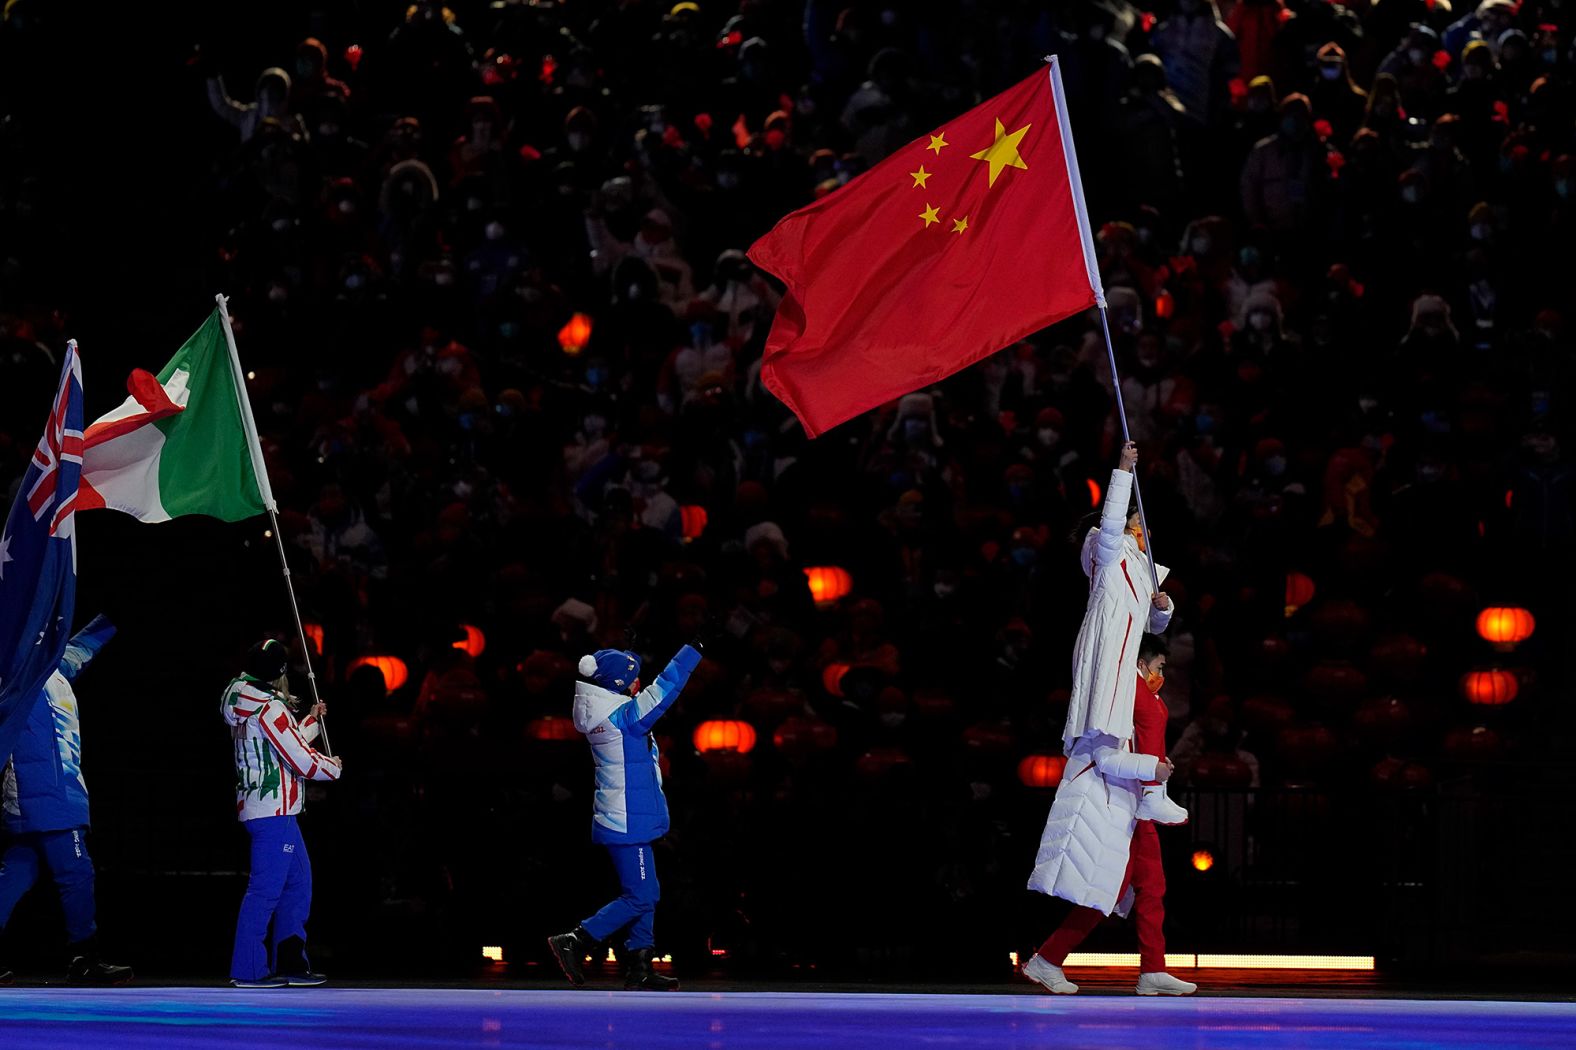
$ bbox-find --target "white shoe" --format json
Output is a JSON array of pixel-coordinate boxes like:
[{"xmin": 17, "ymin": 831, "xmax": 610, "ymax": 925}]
[
  {"xmin": 1136, "ymin": 785, "xmax": 1188, "ymax": 825},
  {"xmin": 1022, "ymin": 953, "xmax": 1078, "ymax": 994},
  {"xmin": 1136, "ymin": 971, "xmax": 1198, "ymax": 996}
]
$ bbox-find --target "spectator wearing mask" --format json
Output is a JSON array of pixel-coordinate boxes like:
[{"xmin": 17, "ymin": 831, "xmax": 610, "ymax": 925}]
[
  {"xmin": 1240, "ymin": 94, "xmax": 1326, "ymax": 233},
  {"xmin": 1151, "ymin": 0, "xmax": 1241, "ymax": 128}
]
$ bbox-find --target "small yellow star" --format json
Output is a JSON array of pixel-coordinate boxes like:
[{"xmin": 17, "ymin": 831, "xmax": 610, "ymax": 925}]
[
  {"xmin": 952, "ymin": 216, "xmax": 969, "ymax": 234},
  {"xmin": 927, "ymin": 133, "xmax": 949, "ymax": 154},
  {"xmin": 919, "ymin": 203, "xmax": 941, "ymax": 227},
  {"xmin": 909, "ymin": 165, "xmax": 931, "ymax": 188},
  {"xmin": 970, "ymin": 118, "xmax": 1030, "ymax": 187}
]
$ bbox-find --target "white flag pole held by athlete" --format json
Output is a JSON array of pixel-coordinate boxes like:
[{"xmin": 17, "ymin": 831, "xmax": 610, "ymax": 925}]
[
  {"xmin": 215, "ymin": 294, "xmax": 333, "ymax": 755},
  {"xmin": 1047, "ymin": 55, "xmax": 1161, "ymax": 593}
]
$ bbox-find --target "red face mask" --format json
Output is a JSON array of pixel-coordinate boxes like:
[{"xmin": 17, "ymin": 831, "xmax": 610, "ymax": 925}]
[
  {"xmin": 1127, "ymin": 524, "xmax": 1148, "ymax": 553},
  {"xmin": 1144, "ymin": 669, "xmax": 1164, "ymax": 694}
]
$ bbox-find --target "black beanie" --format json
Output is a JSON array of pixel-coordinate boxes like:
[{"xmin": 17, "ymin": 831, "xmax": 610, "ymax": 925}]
[{"xmin": 245, "ymin": 639, "xmax": 289, "ymax": 682}]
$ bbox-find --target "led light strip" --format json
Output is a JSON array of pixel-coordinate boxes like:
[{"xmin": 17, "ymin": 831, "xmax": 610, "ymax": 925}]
[{"xmin": 1061, "ymin": 953, "xmax": 1374, "ymax": 971}]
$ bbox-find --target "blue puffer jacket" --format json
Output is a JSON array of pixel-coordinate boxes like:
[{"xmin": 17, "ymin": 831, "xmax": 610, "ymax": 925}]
[
  {"xmin": 571, "ymin": 645, "xmax": 700, "ymax": 846},
  {"xmin": 1, "ymin": 616, "xmax": 114, "ymax": 835}
]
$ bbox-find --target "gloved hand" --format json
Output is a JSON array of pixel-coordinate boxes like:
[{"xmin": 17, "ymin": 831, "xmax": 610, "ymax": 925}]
[{"xmin": 689, "ymin": 619, "xmax": 722, "ymax": 654}]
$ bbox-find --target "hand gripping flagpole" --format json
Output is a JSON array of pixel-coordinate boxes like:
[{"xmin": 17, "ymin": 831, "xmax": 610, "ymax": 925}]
[
  {"xmin": 1047, "ymin": 55, "xmax": 1161, "ymax": 593},
  {"xmin": 215, "ymin": 294, "xmax": 332, "ymax": 756}
]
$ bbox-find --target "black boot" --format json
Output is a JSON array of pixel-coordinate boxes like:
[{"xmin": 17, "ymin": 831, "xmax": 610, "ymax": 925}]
[
  {"xmin": 66, "ymin": 937, "xmax": 133, "ymax": 986},
  {"xmin": 547, "ymin": 926, "xmax": 594, "ymax": 987},
  {"xmin": 623, "ymin": 947, "xmax": 679, "ymax": 991},
  {"xmin": 274, "ymin": 936, "xmax": 327, "ymax": 987}
]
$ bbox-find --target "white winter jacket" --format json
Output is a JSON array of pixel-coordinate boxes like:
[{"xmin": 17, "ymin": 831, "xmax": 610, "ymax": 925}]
[
  {"xmin": 1027, "ymin": 732, "xmax": 1159, "ymax": 915},
  {"xmin": 1061, "ymin": 468, "xmax": 1172, "ymax": 752}
]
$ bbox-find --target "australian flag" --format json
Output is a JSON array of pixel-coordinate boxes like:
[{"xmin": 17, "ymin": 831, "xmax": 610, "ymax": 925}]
[{"xmin": 0, "ymin": 342, "xmax": 83, "ymax": 764}]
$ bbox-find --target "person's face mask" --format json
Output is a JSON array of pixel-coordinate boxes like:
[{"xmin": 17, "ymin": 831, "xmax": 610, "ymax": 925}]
[
  {"xmin": 1265, "ymin": 455, "xmax": 1287, "ymax": 476},
  {"xmin": 567, "ymin": 132, "xmax": 589, "ymax": 152},
  {"xmin": 485, "ymin": 221, "xmax": 506, "ymax": 241},
  {"xmin": 1248, "ymin": 97, "xmax": 1271, "ymax": 114},
  {"xmin": 1037, "ymin": 428, "xmax": 1059, "ymax": 447},
  {"xmin": 1126, "ymin": 523, "xmax": 1147, "ymax": 553},
  {"xmin": 1401, "ymin": 185, "xmax": 1422, "ymax": 205},
  {"xmin": 1542, "ymin": 48, "xmax": 1559, "ymax": 66},
  {"xmin": 1143, "ymin": 667, "xmax": 1165, "ymax": 693},
  {"xmin": 1194, "ymin": 412, "xmax": 1215, "ymax": 434},
  {"xmin": 585, "ymin": 366, "xmax": 609, "ymax": 388},
  {"xmin": 337, "ymin": 199, "xmax": 357, "ymax": 216},
  {"xmin": 1249, "ymin": 310, "xmax": 1274, "ymax": 332},
  {"xmin": 1190, "ymin": 235, "xmax": 1212, "ymax": 255},
  {"xmin": 903, "ymin": 419, "xmax": 930, "ymax": 443},
  {"xmin": 1463, "ymin": 63, "xmax": 1488, "ymax": 80},
  {"xmin": 1470, "ymin": 223, "xmax": 1492, "ymax": 242},
  {"xmin": 1408, "ymin": 48, "xmax": 1428, "ymax": 67},
  {"xmin": 1557, "ymin": 179, "xmax": 1572, "ymax": 199},
  {"xmin": 1319, "ymin": 64, "xmax": 1342, "ymax": 81},
  {"xmin": 1011, "ymin": 547, "xmax": 1037, "ymax": 567}
]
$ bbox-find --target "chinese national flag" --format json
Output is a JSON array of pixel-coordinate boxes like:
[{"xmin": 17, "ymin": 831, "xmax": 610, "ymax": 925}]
[{"xmin": 748, "ymin": 58, "xmax": 1103, "ymax": 437}]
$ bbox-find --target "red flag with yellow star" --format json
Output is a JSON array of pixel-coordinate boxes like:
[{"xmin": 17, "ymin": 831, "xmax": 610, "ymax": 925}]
[{"xmin": 748, "ymin": 58, "xmax": 1104, "ymax": 437}]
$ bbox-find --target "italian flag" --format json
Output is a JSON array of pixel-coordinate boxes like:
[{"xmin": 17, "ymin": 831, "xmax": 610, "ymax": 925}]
[{"xmin": 81, "ymin": 302, "xmax": 274, "ymax": 522}]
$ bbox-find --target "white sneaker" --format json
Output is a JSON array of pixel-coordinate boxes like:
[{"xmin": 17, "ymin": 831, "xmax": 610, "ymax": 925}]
[
  {"xmin": 1136, "ymin": 785, "xmax": 1188, "ymax": 825},
  {"xmin": 1022, "ymin": 953, "xmax": 1078, "ymax": 994},
  {"xmin": 1136, "ymin": 971, "xmax": 1198, "ymax": 996}
]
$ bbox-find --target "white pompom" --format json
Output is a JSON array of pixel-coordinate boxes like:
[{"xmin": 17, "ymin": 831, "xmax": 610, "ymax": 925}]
[{"xmin": 578, "ymin": 654, "xmax": 599, "ymax": 677}]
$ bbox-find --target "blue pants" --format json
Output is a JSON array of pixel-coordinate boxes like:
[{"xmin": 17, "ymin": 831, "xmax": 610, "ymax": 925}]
[
  {"xmin": 581, "ymin": 843, "xmax": 659, "ymax": 950},
  {"xmin": 230, "ymin": 815, "xmax": 313, "ymax": 980},
  {"xmin": 0, "ymin": 827, "xmax": 97, "ymax": 944}
]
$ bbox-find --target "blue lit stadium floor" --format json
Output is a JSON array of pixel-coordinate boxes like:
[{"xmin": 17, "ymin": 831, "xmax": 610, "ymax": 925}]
[{"xmin": 2, "ymin": 986, "xmax": 1575, "ymax": 1050}]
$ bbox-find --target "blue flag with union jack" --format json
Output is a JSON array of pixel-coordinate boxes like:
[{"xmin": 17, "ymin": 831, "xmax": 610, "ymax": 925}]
[{"xmin": 0, "ymin": 342, "xmax": 83, "ymax": 764}]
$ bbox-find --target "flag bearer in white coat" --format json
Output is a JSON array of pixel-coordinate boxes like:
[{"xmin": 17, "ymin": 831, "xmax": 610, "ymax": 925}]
[{"xmin": 1022, "ymin": 442, "xmax": 1196, "ymax": 997}]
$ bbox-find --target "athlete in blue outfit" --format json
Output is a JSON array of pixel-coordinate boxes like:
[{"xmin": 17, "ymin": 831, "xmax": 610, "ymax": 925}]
[
  {"xmin": 0, "ymin": 615, "xmax": 132, "ymax": 986},
  {"xmin": 548, "ymin": 638, "xmax": 705, "ymax": 990}
]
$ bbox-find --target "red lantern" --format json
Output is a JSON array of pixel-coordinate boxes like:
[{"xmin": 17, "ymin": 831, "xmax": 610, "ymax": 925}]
[
  {"xmin": 1241, "ymin": 695, "xmax": 1294, "ymax": 732},
  {"xmin": 453, "ymin": 624, "xmax": 486, "ymax": 658},
  {"xmin": 1017, "ymin": 754, "xmax": 1067, "ymax": 788},
  {"xmin": 1353, "ymin": 696, "xmax": 1411, "ymax": 741},
  {"xmin": 1304, "ymin": 660, "xmax": 1368, "ymax": 703},
  {"xmin": 558, "ymin": 312, "xmax": 593, "ymax": 355},
  {"xmin": 962, "ymin": 721, "xmax": 1014, "ymax": 755},
  {"xmin": 1460, "ymin": 668, "xmax": 1518, "ymax": 706},
  {"xmin": 1086, "ymin": 477, "xmax": 1102, "ymax": 508},
  {"xmin": 1154, "ymin": 288, "xmax": 1175, "ymax": 320},
  {"xmin": 693, "ymin": 719, "xmax": 757, "ymax": 754},
  {"xmin": 349, "ymin": 655, "xmax": 409, "ymax": 693},
  {"xmin": 804, "ymin": 566, "xmax": 852, "ymax": 605},
  {"xmin": 302, "ymin": 622, "xmax": 325, "ymax": 655},
  {"xmin": 679, "ymin": 505, "xmax": 708, "ymax": 540},
  {"xmin": 1369, "ymin": 634, "xmax": 1427, "ymax": 683},
  {"xmin": 1284, "ymin": 572, "xmax": 1315, "ymax": 616},
  {"xmin": 1476, "ymin": 607, "xmax": 1534, "ymax": 650},
  {"xmin": 821, "ymin": 662, "xmax": 850, "ymax": 697},
  {"xmin": 526, "ymin": 715, "xmax": 581, "ymax": 741},
  {"xmin": 772, "ymin": 716, "xmax": 837, "ymax": 756},
  {"xmin": 855, "ymin": 747, "xmax": 912, "ymax": 780},
  {"xmin": 1443, "ymin": 725, "xmax": 1504, "ymax": 760},
  {"xmin": 1277, "ymin": 724, "xmax": 1338, "ymax": 772}
]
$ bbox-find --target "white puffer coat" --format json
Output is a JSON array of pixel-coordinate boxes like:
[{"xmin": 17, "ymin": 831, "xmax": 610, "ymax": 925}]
[
  {"xmin": 1026, "ymin": 733, "xmax": 1158, "ymax": 915},
  {"xmin": 1061, "ymin": 468, "xmax": 1172, "ymax": 753}
]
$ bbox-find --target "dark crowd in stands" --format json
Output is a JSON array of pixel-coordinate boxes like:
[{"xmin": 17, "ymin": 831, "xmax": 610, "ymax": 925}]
[{"xmin": 1, "ymin": 0, "xmax": 1573, "ymax": 975}]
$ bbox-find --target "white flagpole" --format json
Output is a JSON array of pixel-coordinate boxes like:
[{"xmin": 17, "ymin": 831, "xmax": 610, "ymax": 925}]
[
  {"xmin": 215, "ymin": 295, "xmax": 332, "ymax": 754},
  {"xmin": 1047, "ymin": 55, "xmax": 1161, "ymax": 594}
]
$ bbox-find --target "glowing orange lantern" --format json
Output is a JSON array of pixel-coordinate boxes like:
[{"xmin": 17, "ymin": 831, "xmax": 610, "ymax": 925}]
[
  {"xmin": 1154, "ymin": 288, "xmax": 1175, "ymax": 320},
  {"xmin": 1460, "ymin": 668, "xmax": 1518, "ymax": 706},
  {"xmin": 349, "ymin": 655, "xmax": 409, "ymax": 693},
  {"xmin": 453, "ymin": 624, "xmax": 487, "ymax": 658},
  {"xmin": 680, "ymin": 505, "xmax": 708, "ymax": 540},
  {"xmin": 821, "ymin": 662, "xmax": 850, "ymax": 697},
  {"xmin": 692, "ymin": 719, "xmax": 757, "ymax": 754},
  {"xmin": 1285, "ymin": 572, "xmax": 1315, "ymax": 617},
  {"xmin": 1476, "ymin": 606, "xmax": 1534, "ymax": 650},
  {"xmin": 1191, "ymin": 849, "xmax": 1215, "ymax": 872},
  {"xmin": 558, "ymin": 312, "xmax": 593, "ymax": 355},
  {"xmin": 804, "ymin": 566, "xmax": 852, "ymax": 605},
  {"xmin": 1016, "ymin": 754, "xmax": 1067, "ymax": 789},
  {"xmin": 1086, "ymin": 477, "xmax": 1102, "ymax": 508},
  {"xmin": 527, "ymin": 715, "xmax": 581, "ymax": 741},
  {"xmin": 302, "ymin": 622, "xmax": 324, "ymax": 655}
]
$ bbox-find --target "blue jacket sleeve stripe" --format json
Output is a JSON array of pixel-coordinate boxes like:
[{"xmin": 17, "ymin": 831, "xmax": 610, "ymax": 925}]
[{"xmin": 611, "ymin": 645, "xmax": 701, "ymax": 737}]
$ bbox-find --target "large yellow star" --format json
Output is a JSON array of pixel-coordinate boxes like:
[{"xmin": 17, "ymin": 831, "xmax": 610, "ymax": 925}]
[
  {"xmin": 952, "ymin": 216, "xmax": 969, "ymax": 234},
  {"xmin": 927, "ymin": 133, "xmax": 949, "ymax": 155},
  {"xmin": 919, "ymin": 203, "xmax": 941, "ymax": 228},
  {"xmin": 970, "ymin": 119, "xmax": 1030, "ymax": 187},
  {"xmin": 910, "ymin": 165, "xmax": 931, "ymax": 188}
]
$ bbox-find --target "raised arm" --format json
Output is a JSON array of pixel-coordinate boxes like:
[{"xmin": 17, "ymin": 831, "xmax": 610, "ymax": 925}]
[
  {"xmin": 612, "ymin": 645, "xmax": 702, "ymax": 737},
  {"xmin": 1090, "ymin": 446, "xmax": 1137, "ymax": 572},
  {"xmin": 257, "ymin": 700, "xmax": 342, "ymax": 781},
  {"xmin": 59, "ymin": 615, "xmax": 116, "ymax": 682}
]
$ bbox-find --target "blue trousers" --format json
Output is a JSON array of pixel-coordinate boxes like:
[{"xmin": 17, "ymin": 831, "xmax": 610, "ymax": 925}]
[
  {"xmin": 0, "ymin": 827, "xmax": 97, "ymax": 944},
  {"xmin": 230, "ymin": 815, "xmax": 313, "ymax": 980},
  {"xmin": 581, "ymin": 842, "xmax": 659, "ymax": 950}
]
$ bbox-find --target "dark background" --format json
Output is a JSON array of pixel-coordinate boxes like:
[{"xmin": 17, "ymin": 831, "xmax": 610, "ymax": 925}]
[{"xmin": 2, "ymin": 0, "xmax": 1574, "ymax": 981}]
